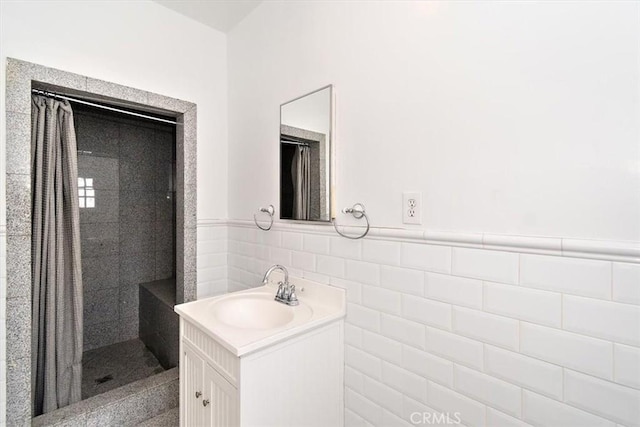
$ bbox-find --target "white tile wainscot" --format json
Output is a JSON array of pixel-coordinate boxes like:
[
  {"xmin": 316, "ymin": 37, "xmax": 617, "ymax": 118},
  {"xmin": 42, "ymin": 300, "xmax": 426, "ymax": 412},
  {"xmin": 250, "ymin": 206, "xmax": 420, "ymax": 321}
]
[{"xmin": 218, "ymin": 220, "xmax": 640, "ymax": 427}]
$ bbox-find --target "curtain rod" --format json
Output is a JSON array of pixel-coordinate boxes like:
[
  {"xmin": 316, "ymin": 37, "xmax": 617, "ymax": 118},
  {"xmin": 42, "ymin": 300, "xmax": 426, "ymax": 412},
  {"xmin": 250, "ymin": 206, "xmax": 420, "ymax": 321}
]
[
  {"xmin": 281, "ymin": 140, "xmax": 310, "ymax": 147},
  {"xmin": 31, "ymin": 89, "xmax": 177, "ymax": 125}
]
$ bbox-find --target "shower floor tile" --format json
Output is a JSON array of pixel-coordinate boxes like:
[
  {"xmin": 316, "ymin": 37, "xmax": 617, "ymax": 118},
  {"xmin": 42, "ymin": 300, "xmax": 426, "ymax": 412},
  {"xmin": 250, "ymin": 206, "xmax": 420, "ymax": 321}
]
[{"xmin": 82, "ymin": 338, "xmax": 165, "ymax": 399}]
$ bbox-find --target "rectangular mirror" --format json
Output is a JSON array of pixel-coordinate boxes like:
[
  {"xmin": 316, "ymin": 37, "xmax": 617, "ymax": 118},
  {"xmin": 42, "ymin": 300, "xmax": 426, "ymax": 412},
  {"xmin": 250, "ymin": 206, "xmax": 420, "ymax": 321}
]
[{"xmin": 280, "ymin": 85, "xmax": 333, "ymax": 222}]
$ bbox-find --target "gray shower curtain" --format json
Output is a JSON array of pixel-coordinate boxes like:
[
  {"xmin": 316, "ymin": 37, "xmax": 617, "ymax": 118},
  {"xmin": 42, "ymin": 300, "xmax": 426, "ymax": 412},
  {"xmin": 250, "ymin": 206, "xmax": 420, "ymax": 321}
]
[
  {"xmin": 292, "ymin": 145, "xmax": 311, "ymax": 220},
  {"xmin": 31, "ymin": 95, "xmax": 83, "ymax": 415}
]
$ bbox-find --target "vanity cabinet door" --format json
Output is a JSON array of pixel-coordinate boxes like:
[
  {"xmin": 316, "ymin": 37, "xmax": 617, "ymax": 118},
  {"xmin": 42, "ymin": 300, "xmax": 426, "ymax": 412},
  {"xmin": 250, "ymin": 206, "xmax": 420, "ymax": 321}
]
[
  {"xmin": 183, "ymin": 345, "xmax": 205, "ymax": 427},
  {"xmin": 203, "ymin": 363, "xmax": 239, "ymax": 427}
]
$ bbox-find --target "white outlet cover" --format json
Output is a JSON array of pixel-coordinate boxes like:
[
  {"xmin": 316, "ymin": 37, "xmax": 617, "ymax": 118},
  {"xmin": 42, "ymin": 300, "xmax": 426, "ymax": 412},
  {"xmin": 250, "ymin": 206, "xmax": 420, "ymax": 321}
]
[{"xmin": 403, "ymin": 191, "xmax": 422, "ymax": 225}]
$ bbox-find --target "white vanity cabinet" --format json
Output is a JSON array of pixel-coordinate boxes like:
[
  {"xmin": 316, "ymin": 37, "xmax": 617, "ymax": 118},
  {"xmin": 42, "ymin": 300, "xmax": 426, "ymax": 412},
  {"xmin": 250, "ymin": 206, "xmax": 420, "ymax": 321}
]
[
  {"xmin": 179, "ymin": 316, "xmax": 344, "ymax": 427},
  {"xmin": 182, "ymin": 339, "xmax": 238, "ymax": 427}
]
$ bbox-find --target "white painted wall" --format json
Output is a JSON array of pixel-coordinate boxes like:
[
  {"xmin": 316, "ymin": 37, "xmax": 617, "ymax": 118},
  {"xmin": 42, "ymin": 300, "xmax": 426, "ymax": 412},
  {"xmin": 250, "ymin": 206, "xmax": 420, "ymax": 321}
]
[
  {"xmin": 228, "ymin": 0, "xmax": 640, "ymax": 242},
  {"xmin": 0, "ymin": 0, "xmax": 229, "ymax": 224}
]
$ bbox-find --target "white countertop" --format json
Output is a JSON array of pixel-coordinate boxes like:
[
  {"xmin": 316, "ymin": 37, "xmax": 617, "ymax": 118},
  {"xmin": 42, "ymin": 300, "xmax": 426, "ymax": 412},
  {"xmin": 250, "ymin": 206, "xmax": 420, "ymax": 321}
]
[{"xmin": 174, "ymin": 273, "xmax": 346, "ymax": 357}]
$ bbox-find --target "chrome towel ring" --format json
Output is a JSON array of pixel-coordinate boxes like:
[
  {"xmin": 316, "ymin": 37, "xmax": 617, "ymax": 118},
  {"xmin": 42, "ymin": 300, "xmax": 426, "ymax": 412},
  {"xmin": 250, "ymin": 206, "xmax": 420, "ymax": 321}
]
[
  {"xmin": 332, "ymin": 203, "xmax": 370, "ymax": 239},
  {"xmin": 254, "ymin": 205, "xmax": 275, "ymax": 231}
]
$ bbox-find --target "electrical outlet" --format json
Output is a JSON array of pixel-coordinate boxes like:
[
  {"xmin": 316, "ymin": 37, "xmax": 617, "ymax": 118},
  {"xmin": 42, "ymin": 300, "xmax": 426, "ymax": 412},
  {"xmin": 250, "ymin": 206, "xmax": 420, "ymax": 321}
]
[{"xmin": 403, "ymin": 192, "xmax": 422, "ymax": 225}]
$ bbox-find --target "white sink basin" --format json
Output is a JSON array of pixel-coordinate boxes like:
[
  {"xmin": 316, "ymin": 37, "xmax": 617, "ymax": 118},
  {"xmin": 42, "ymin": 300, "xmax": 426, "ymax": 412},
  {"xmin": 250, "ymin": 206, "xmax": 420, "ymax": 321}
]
[
  {"xmin": 210, "ymin": 293, "xmax": 312, "ymax": 329},
  {"xmin": 174, "ymin": 273, "xmax": 346, "ymax": 356}
]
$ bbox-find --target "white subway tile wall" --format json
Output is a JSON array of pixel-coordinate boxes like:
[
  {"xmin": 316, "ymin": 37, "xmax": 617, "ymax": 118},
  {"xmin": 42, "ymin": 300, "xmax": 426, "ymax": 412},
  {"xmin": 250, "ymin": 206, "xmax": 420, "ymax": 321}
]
[
  {"xmin": 226, "ymin": 224, "xmax": 640, "ymax": 426},
  {"xmin": 196, "ymin": 224, "xmax": 227, "ymax": 297}
]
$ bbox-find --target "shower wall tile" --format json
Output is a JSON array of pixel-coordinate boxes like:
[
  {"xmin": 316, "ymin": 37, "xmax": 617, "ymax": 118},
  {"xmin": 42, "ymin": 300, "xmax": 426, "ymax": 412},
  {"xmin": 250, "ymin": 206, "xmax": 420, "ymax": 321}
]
[
  {"xmin": 119, "ymin": 315, "xmax": 139, "ymax": 342},
  {"xmin": 155, "ymin": 130, "xmax": 175, "ymax": 191},
  {"xmin": 83, "ymin": 288, "xmax": 119, "ymax": 327},
  {"xmin": 82, "ymin": 255, "xmax": 119, "ymax": 292},
  {"xmin": 77, "ymin": 155, "xmax": 119, "ymax": 190},
  {"xmin": 120, "ymin": 251, "xmax": 156, "ymax": 286},
  {"xmin": 5, "ymin": 112, "xmax": 31, "ymax": 175},
  {"xmin": 120, "ymin": 160, "xmax": 156, "ymax": 192},
  {"xmin": 79, "ymin": 189, "xmax": 119, "ymax": 223},
  {"xmin": 155, "ymin": 192, "xmax": 175, "ymax": 223},
  {"xmin": 119, "ymin": 283, "xmax": 141, "ymax": 320},
  {"xmin": 80, "ymin": 223, "xmax": 119, "ymax": 259},
  {"xmin": 119, "ymin": 190, "xmax": 155, "ymax": 223},
  {"xmin": 155, "ymin": 251, "xmax": 175, "ymax": 280},
  {"xmin": 119, "ymin": 221, "xmax": 155, "ymax": 255},
  {"xmin": 155, "ymin": 221, "xmax": 175, "ymax": 254},
  {"xmin": 73, "ymin": 100, "xmax": 177, "ymax": 353},
  {"xmin": 75, "ymin": 113, "xmax": 120, "ymax": 158},
  {"xmin": 84, "ymin": 321, "xmax": 121, "ymax": 351}
]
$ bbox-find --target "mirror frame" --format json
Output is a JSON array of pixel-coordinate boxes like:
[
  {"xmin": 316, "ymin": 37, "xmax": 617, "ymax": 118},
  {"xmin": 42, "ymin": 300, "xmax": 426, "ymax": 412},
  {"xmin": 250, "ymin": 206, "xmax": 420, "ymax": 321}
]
[{"xmin": 279, "ymin": 84, "xmax": 335, "ymax": 222}]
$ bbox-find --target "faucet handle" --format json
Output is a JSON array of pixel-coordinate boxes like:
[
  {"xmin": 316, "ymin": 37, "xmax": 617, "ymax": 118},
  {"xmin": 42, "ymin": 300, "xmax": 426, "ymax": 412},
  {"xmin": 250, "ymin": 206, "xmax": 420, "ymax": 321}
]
[
  {"xmin": 276, "ymin": 281, "xmax": 286, "ymax": 299},
  {"xmin": 288, "ymin": 284, "xmax": 298, "ymax": 302}
]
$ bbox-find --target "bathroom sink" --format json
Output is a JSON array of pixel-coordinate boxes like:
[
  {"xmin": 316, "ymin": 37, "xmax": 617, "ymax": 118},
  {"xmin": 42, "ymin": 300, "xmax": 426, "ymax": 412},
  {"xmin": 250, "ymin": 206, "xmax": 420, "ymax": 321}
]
[
  {"xmin": 210, "ymin": 293, "xmax": 311, "ymax": 329},
  {"xmin": 174, "ymin": 273, "xmax": 345, "ymax": 356}
]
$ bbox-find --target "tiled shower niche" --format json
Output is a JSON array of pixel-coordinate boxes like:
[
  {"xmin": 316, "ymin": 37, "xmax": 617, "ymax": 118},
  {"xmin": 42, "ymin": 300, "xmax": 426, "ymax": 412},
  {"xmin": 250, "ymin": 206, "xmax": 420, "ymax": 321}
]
[{"xmin": 75, "ymin": 104, "xmax": 176, "ymax": 351}]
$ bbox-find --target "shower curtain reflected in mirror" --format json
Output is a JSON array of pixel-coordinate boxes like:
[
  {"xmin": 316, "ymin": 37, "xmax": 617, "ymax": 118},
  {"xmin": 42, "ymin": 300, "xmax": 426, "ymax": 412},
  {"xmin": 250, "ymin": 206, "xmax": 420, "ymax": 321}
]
[
  {"xmin": 292, "ymin": 145, "xmax": 311, "ymax": 220},
  {"xmin": 31, "ymin": 94, "xmax": 83, "ymax": 415}
]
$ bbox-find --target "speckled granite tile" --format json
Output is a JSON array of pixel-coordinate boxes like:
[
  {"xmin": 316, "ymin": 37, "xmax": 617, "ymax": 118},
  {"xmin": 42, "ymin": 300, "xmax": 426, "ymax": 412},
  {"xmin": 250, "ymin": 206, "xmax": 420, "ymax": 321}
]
[
  {"xmin": 182, "ymin": 270, "xmax": 197, "ymax": 303},
  {"xmin": 120, "ymin": 221, "xmax": 155, "ymax": 255},
  {"xmin": 45, "ymin": 67, "xmax": 87, "ymax": 92},
  {"xmin": 6, "ymin": 357, "xmax": 31, "ymax": 423},
  {"xmin": 6, "ymin": 235, "xmax": 30, "ymax": 298},
  {"xmin": 82, "ymin": 254, "xmax": 119, "ymax": 292},
  {"xmin": 179, "ymin": 232, "xmax": 196, "ymax": 277},
  {"xmin": 183, "ymin": 184, "xmax": 197, "ymax": 230},
  {"xmin": 138, "ymin": 407, "xmax": 179, "ymax": 427},
  {"xmin": 6, "ymin": 58, "xmax": 46, "ymax": 114},
  {"xmin": 77, "ymin": 155, "xmax": 119, "ymax": 190},
  {"xmin": 80, "ymin": 223, "xmax": 119, "ymax": 259},
  {"xmin": 119, "ymin": 191, "xmax": 154, "ymax": 223},
  {"xmin": 6, "ymin": 298, "xmax": 30, "ymax": 361},
  {"xmin": 79, "ymin": 189, "xmax": 119, "ymax": 224},
  {"xmin": 84, "ymin": 287, "xmax": 119, "ymax": 326},
  {"xmin": 147, "ymin": 377, "xmax": 179, "ymax": 418},
  {"xmin": 6, "ymin": 174, "xmax": 31, "ymax": 236},
  {"xmin": 119, "ymin": 315, "xmax": 139, "ymax": 342},
  {"xmin": 155, "ymin": 250, "xmax": 174, "ymax": 280},
  {"xmin": 74, "ymin": 111, "xmax": 120, "ymax": 158},
  {"xmin": 154, "ymin": 221, "xmax": 174, "ymax": 254},
  {"xmin": 119, "ymin": 283, "xmax": 140, "ymax": 320},
  {"xmin": 84, "ymin": 320, "xmax": 120, "ymax": 352},
  {"xmin": 147, "ymin": 91, "xmax": 193, "ymax": 114},
  {"xmin": 86, "ymin": 78, "xmax": 148, "ymax": 105},
  {"xmin": 175, "ymin": 271, "xmax": 185, "ymax": 304},
  {"xmin": 119, "ymin": 251, "xmax": 155, "ymax": 286},
  {"xmin": 5, "ymin": 112, "xmax": 30, "ymax": 175},
  {"xmin": 155, "ymin": 192, "xmax": 174, "ymax": 223},
  {"xmin": 180, "ymin": 108, "xmax": 197, "ymax": 187}
]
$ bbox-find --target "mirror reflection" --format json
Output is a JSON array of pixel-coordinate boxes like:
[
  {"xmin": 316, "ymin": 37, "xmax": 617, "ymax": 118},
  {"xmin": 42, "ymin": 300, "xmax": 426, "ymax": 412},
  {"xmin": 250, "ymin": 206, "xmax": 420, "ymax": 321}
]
[{"xmin": 280, "ymin": 85, "xmax": 332, "ymax": 222}]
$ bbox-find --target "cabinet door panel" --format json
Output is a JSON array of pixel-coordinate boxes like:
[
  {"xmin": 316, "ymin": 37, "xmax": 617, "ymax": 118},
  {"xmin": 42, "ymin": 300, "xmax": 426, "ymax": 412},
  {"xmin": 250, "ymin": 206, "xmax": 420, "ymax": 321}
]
[
  {"xmin": 183, "ymin": 345, "xmax": 205, "ymax": 427},
  {"xmin": 203, "ymin": 363, "xmax": 239, "ymax": 427}
]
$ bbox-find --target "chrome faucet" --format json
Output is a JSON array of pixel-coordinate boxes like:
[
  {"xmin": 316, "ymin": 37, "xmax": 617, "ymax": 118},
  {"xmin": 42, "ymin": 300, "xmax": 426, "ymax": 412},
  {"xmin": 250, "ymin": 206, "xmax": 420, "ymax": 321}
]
[{"xmin": 262, "ymin": 265, "xmax": 299, "ymax": 306}]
